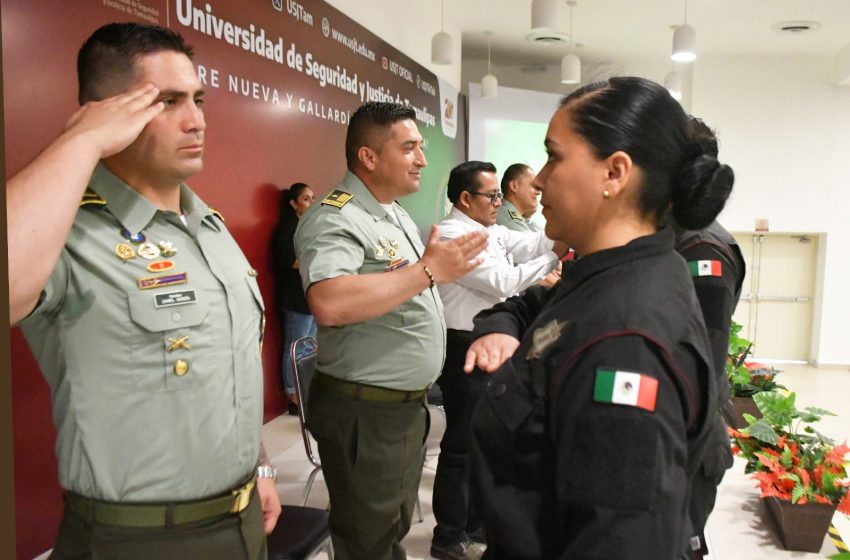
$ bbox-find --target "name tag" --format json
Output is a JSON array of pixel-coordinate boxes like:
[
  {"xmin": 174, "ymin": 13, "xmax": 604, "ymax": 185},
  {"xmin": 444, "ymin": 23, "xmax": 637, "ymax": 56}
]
[{"xmin": 154, "ymin": 289, "xmax": 197, "ymax": 308}]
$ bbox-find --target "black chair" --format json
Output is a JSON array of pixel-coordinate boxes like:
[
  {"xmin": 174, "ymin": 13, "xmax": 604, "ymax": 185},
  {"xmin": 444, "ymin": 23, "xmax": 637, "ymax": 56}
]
[
  {"xmin": 291, "ymin": 336, "xmax": 322, "ymax": 506},
  {"xmin": 267, "ymin": 505, "xmax": 334, "ymax": 560},
  {"xmin": 291, "ymin": 335, "xmax": 424, "ymax": 523}
]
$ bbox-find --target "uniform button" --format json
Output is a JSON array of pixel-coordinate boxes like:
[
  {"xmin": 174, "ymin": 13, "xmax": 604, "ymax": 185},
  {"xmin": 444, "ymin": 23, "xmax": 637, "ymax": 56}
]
[
  {"xmin": 174, "ymin": 359, "xmax": 189, "ymax": 376},
  {"xmin": 494, "ymin": 383, "xmax": 507, "ymax": 398},
  {"xmin": 172, "ymin": 312, "xmax": 181, "ymax": 322}
]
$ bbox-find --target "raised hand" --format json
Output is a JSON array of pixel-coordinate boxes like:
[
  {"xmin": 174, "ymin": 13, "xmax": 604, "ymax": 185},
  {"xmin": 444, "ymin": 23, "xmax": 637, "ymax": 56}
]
[
  {"xmin": 63, "ymin": 83, "xmax": 164, "ymax": 159},
  {"xmin": 420, "ymin": 225, "xmax": 487, "ymax": 285},
  {"xmin": 464, "ymin": 333, "xmax": 521, "ymax": 373}
]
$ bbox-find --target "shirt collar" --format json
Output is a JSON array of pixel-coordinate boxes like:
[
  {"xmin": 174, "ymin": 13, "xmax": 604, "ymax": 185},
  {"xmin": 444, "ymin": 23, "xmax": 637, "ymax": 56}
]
[
  {"xmin": 502, "ymin": 199, "xmax": 521, "ymax": 216},
  {"xmin": 343, "ymin": 172, "xmax": 401, "ymax": 224},
  {"xmin": 89, "ymin": 163, "xmax": 220, "ymax": 234},
  {"xmin": 448, "ymin": 206, "xmax": 489, "ymax": 232},
  {"xmin": 558, "ymin": 227, "xmax": 674, "ymax": 295}
]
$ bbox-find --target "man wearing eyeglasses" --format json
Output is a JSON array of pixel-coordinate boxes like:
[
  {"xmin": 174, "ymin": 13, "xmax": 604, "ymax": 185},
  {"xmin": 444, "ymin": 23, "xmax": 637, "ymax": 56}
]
[{"xmin": 430, "ymin": 161, "xmax": 561, "ymax": 560}]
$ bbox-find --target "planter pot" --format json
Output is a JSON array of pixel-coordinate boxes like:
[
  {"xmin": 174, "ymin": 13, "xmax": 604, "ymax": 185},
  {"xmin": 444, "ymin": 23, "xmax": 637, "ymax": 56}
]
[
  {"xmin": 763, "ymin": 496, "xmax": 837, "ymax": 552},
  {"xmin": 724, "ymin": 396, "xmax": 762, "ymax": 429}
]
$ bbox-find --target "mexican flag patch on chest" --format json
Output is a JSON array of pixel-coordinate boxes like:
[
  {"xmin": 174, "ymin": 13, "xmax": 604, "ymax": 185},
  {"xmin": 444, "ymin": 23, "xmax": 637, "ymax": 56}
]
[
  {"xmin": 688, "ymin": 259, "xmax": 722, "ymax": 277},
  {"xmin": 593, "ymin": 368, "xmax": 658, "ymax": 412}
]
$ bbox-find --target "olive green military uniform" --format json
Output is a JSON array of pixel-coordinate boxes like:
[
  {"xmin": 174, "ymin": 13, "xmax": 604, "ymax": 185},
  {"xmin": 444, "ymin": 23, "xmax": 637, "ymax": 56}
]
[
  {"xmin": 294, "ymin": 172, "xmax": 445, "ymax": 560},
  {"xmin": 20, "ymin": 164, "xmax": 267, "ymax": 560},
  {"xmin": 496, "ymin": 198, "xmax": 539, "ymax": 232}
]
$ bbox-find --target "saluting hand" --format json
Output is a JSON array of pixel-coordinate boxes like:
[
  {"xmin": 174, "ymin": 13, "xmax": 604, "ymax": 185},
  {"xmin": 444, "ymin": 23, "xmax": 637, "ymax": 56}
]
[
  {"xmin": 464, "ymin": 333, "xmax": 520, "ymax": 374},
  {"xmin": 420, "ymin": 225, "xmax": 487, "ymax": 285},
  {"xmin": 63, "ymin": 83, "xmax": 164, "ymax": 159}
]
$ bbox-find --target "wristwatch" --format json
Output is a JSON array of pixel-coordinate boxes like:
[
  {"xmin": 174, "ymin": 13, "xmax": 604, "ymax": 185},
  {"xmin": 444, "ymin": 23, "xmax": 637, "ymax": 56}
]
[{"xmin": 257, "ymin": 465, "xmax": 278, "ymax": 481}]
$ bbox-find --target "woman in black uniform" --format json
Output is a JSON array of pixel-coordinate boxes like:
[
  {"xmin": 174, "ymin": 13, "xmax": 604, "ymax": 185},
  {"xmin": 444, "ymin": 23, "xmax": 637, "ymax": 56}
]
[{"xmin": 464, "ymin": 77, "xmax": 734, "ymax": 559}]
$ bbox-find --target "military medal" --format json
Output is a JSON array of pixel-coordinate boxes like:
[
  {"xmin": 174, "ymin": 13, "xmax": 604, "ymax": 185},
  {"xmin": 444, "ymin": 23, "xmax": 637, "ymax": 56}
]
[
  {"xmin": 385, "ymin": 258, "xmax": 410, "ymax": 272},
  {"xmin": 137, "ymin": 241, "xmax": 161, "ymax": 260},
  {"xmin": 527, "ymin": 319, "xmax": 566, "ymax": 360},
  {"xmin": 158, "ymin": 240, "xmax": 177, "ymax": 257},
  {"xmin": 120, "ymin": 228, "xmax": 146, "ymax": 244},
  {"xmin": 114, "ymin": 243, "xmax": 137, "ymax": 261},
  {"xmin": 147, "ymin": 260, "xmax": 175, "ymax": 273},
  {"xmin": 137, "ymin": 272, "xmax": 188, "ymax": 290},
  {"xmin": 387, "ymin": 248, "xmax": 397, "ymax": 258},
  {"xmin": 389, "ymin": 239, "xmax": 399, "ymax": 249},
  {"xmin": 374, "ymin": 245, "xmax": 385, "ymax": 258}
]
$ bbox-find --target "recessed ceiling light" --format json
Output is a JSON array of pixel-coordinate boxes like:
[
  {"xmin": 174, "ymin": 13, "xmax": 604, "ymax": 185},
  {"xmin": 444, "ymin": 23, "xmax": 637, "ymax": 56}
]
[
  {"xmin": 525, "ymin": 29, "xmax": 570, "ymax": 45},
  {"xmin": 771, "ymin": 20, "xmax": 821, "ymax": 34}
]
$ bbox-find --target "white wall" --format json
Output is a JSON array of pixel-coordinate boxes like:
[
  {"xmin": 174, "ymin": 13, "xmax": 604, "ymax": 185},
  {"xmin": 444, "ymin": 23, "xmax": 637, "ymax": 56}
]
[
  {"xmin": 324, "ymin": 0, "xmax": 462, "ymax": 89},
  {"xmin": 692, "ymin": 54, "xmax": 850, "ymax": 364}
]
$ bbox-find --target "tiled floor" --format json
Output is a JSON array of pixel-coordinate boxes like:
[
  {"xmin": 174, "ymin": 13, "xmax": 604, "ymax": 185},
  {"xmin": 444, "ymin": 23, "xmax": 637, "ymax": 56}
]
[{"xmin": 262, "ymin": 363, "xmax": 850, "ymax": 559}]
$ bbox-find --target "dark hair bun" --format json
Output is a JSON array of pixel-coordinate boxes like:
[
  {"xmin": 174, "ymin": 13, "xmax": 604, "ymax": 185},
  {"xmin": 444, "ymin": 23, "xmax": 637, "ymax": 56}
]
[{"xmin": 672, "ymin": 154, "xmax": 734, "ymax": 230}]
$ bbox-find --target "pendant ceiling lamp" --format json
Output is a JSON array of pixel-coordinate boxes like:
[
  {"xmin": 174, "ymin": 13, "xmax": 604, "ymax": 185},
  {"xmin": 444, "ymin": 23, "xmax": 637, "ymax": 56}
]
[
  {"xmin": 560, "ymin": 1, "xmax": 581, "ymax": 84},
  {"xmin": 672, "ymin": 0, "xmax": 696, "ymax": 62},
  {"xmin": 664, "ymin": 70, "xmax": 683, "ymax": 101},
  {"xmin": 431, "ymin": 0, "xmax": 452, "ymax": 65},
  {"xmin": 481, "ymin": 31, "xmax": 498, "ymax": 98},
  {"xmin": 531, "ymin": 0, "xmax": 558, "ymax": 30}
]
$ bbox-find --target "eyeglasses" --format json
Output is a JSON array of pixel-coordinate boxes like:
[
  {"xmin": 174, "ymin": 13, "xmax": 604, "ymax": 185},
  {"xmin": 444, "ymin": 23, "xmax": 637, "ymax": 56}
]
[{"xmin": 468, "ymin": 191, "xmax": 503, "ymax": 205}]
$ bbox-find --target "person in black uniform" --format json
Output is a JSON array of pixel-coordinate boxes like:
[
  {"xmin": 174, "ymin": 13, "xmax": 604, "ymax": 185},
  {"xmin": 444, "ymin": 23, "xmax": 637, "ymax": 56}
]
[
  {"xmin": 463, "ymin": 77, "xmax": 735, "ymax": 559},
  {"xmin": 675, "ymin": 117, "xmax": 746, "ymax": 559}
]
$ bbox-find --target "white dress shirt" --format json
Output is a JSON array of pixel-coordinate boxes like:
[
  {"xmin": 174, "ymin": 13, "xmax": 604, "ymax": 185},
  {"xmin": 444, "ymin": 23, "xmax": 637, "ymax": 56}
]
[{"xmin": 436, "ymin": 206, "xmax": 559, "ymax": 331}]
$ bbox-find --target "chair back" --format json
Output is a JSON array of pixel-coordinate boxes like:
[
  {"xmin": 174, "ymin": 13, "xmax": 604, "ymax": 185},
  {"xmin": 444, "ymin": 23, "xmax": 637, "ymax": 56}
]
[{"xmin": 291, "ymin": 335, "xmax": 320, "ymax": 468}]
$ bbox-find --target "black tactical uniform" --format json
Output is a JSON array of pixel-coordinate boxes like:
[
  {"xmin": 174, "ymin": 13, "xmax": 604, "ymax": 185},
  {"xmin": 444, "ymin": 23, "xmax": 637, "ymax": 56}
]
[
  {"xmin": 469, "ymin": 228, "xmax": 716, "ymax": 559},
  {"xmin": 676, "ymin": 220, "xmax": 746, "ymax": 556}
]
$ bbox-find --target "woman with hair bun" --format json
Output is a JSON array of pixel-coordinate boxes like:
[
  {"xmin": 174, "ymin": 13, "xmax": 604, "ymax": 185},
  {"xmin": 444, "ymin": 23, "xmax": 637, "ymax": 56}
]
[
  {"xmin": 272, "ymin": 182, "xmax": 316, "ymax": 414},
  {"xmin": 464, "ymin": 77, "xmax": 735, "ymax": 559}
]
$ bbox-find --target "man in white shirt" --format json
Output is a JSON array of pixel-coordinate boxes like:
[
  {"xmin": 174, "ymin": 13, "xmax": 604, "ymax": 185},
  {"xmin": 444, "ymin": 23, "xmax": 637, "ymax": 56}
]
[{"xmin": 430, "ymin": 161, "xmax": 561, "ymax": 560}]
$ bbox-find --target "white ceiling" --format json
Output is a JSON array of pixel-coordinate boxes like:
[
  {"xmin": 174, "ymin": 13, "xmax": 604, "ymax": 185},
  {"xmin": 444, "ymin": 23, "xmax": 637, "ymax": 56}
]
[{"xmin": 457, "ymin": 0, "xmax": 850, "ymax": 68}]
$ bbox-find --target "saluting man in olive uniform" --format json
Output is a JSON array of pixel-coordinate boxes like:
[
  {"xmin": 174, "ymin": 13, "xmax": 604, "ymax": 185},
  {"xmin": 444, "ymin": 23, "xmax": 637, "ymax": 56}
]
[
  {"xmin": 8, "ymin": 23, "xmax": 279, "ymax": 559},
  {"xmin": 294, "ymin": 102, "xmax": 488, "ymax": 560}
]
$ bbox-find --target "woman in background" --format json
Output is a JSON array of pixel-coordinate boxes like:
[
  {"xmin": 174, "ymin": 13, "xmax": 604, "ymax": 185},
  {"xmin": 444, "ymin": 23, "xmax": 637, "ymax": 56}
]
[
  {"xmin": 272, "ymin": 182, "xmax": 317, "ymax": 414},
  {"xmin": 465, "ymin": 77, "xmax": 734, "ymax": 559}
]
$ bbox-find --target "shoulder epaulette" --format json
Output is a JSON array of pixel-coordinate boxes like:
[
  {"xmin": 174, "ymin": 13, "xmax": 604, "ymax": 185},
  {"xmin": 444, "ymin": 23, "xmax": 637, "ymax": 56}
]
[
  {"xmin": 321, "ymin": 189, "xmax": 354, "ymax": 209},
  {"xmin": 80, "ymin": 188, "xmax": 107, "ymax": 207},
  {"xmin": 208, "ymin": 207, "xmax": 225, "ymax": 222},
  {"xmin": 508, "ymin": 209, "xmax": 523, "ymax": 221}
]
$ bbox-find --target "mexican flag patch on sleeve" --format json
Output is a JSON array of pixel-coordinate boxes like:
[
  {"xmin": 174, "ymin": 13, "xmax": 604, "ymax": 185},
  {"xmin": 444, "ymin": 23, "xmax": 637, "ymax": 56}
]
[
  {"xmin": 593, "ymin": 368, "xmax": 659, "ymax": 412},
  {"xmin": 687, "ymin": 259, "xmax": 722, "ymax": 277}
]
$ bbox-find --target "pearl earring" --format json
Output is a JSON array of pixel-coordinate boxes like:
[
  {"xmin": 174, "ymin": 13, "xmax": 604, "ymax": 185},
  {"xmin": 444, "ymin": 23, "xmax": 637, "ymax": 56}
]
[{"xmin": 602, "ymin": 190, "xmax": 610, "ymax": 199}]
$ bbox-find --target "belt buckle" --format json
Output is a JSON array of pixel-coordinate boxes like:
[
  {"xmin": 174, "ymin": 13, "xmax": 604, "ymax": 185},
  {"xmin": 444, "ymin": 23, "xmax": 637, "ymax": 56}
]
[{"xmin": 230, "ymin": 479, "xmax": 255, "ymax": 513}]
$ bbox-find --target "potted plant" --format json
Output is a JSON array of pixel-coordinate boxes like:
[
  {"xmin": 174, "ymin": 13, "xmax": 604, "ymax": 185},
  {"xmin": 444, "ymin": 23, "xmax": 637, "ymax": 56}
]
[
  {"xmin": 724, "ymin": 322, "xmax": 785, "ymax": 429},
  {"xmin": 729, "ymin": 391, "xmax": 850, "ymax": 551}
]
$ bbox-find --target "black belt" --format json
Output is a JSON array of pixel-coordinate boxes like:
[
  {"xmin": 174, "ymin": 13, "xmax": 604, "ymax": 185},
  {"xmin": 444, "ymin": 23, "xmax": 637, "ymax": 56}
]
[
  {"xmin": 64, "ymin": 475, "xmax": 256, "ymax": 528},
  {"xmin": 315, "ymin": 371, "xmax": 427, "ymax": 403}
]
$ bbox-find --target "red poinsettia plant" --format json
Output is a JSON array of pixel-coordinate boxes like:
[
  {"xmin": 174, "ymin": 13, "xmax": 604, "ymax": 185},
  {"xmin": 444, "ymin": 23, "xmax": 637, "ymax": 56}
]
[{"xmin": 729, "ymin": 390, "xmax": 850, "ymax": 514}]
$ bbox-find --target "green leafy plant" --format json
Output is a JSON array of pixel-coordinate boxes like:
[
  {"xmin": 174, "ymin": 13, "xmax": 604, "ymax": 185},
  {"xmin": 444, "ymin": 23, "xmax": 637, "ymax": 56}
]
[
  {"xmin": 726, "ymin": 321, "xmax": 784, "ymax": 397},
  {"xmin": 729, "ymin": 391, "xmax": 850, "ymax": 513}
]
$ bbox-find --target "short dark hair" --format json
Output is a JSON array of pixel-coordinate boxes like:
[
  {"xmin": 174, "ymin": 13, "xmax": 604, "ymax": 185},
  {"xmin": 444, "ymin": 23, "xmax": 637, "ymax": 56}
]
[
  {"xmin": 77, "ymin": 22, "xmax": 194, "ymax": 104},
  {"xmin": 500, "ymin": 163, "xmax": 532, "ymax": 194},
  {"xmin": 558, "ymin": 77, "xmax": 733, "ymax": 230},
  {"xmin": 345, "ymin": 102, "xmax": 417, "ymax": 170},
  {"xmin": 447, "ymin": 161, "xmax": 497, "ymax": 203}
]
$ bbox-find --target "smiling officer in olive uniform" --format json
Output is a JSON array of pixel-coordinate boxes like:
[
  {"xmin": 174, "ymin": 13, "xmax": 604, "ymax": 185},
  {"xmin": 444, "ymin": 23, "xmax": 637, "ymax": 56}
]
[
  {"xmin": 294, "ymin": 102, "xmax": 488, "ymax": 560},
  {"xmin": 7, "ymin": 23, "xmax": 279, "ymax": 559}
]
